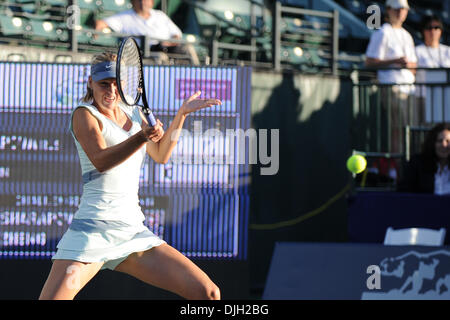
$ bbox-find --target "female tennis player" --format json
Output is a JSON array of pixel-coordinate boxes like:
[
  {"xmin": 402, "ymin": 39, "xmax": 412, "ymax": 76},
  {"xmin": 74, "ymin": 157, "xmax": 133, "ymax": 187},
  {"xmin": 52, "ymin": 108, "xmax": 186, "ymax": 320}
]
[{"xmin": 39, "ymin": 51, "xmax": 222, "ymax": 300}]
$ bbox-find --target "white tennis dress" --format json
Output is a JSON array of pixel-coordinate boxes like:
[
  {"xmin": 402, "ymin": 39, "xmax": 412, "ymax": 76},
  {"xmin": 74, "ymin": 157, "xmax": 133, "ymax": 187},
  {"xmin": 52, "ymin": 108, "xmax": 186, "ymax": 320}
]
[{"xmin": 52, "ymin": 103, "xmax": 165, "ymax": 270}]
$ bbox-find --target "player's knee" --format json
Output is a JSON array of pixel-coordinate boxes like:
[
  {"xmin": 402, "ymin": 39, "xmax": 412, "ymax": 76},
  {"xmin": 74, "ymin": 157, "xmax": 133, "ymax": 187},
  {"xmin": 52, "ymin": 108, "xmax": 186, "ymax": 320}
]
[
  {"xmin": 210, "ymin": 284, "xmax": 221, "ymax": 300},
  {"xmin": 190, "ymin": 281, "xmax": 220, "ymax": 300},
  {"xmin": 203, "ymin": 283, "xmax": 220, "ymax": 300}
]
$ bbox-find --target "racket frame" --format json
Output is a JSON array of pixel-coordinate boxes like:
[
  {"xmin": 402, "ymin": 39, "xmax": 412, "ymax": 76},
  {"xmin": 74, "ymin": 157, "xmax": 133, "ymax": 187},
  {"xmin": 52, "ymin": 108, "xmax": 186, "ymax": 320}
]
[{"xmin": 117, "ymin": 36, "xmax": 156, "ymax": 126}]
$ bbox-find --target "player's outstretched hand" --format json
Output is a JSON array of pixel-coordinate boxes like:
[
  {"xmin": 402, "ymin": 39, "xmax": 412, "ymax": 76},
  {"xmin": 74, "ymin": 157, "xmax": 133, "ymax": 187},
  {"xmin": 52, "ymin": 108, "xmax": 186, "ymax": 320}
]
[{"xmin": 180, "ymin": 91, "xmax": 222, "ymax": 115}]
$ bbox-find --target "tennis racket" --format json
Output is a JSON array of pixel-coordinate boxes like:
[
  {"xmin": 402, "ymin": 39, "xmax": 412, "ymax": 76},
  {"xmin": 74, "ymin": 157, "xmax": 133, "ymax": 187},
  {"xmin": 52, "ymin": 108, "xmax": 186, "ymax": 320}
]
[{"xmin": 116, "ymin": 37, "xmax": 157, "ymax": 127}]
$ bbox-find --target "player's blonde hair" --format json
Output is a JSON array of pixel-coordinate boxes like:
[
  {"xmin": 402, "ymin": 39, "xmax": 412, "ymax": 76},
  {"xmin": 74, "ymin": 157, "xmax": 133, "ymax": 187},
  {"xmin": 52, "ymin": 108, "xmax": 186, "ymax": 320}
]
[{"xmin": 81, "ymin": 51, "xmax": 117, "ymax": 103}]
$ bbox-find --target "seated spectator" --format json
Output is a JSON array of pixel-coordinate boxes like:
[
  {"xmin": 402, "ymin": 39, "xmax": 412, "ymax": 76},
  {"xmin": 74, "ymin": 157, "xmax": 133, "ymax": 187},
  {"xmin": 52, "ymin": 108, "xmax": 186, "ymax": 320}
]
[
  {"xmin": 398, "ymin": 123, "xmax": 450, "ymax": 194},
  {"xmin": 415, "ymin": 15, "xmax": 450, "ymax": 123},
  {"xmin": 95, "ymin": 0, "xmax": 199, "ymax": 64}
]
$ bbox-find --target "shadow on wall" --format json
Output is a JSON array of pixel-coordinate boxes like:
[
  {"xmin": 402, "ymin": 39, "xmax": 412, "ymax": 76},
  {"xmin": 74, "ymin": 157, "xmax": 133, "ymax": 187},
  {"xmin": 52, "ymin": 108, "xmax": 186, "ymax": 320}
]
[{"xmin": 249, "ymin": 71, "xmax": 353, "ymax": 292}]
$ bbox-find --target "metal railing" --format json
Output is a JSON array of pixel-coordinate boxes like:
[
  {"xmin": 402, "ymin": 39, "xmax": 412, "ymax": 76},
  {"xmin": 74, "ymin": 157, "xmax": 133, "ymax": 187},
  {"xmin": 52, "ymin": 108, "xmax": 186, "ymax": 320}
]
[
  {"xmin": 272, "ymin": 2, "xmax": 339, "ymax": 74},
  {"xmin": 183, "ymin": 0, "xmax": 263, "ymax": 67},
  {"xmin": 404, "ymin": 125, "xmax": 432, "ymax": 162},
  {"xmin": 351, "ymin": 67, "xmax": 450, "ymax": 164}
]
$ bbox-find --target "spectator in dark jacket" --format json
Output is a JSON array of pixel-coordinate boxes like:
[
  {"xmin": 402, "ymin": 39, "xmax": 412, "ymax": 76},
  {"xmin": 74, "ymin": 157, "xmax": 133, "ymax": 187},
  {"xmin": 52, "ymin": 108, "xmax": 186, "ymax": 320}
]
[{"xmin": 398, "ymin": 123, "xmax": 450, "ymax": 194}]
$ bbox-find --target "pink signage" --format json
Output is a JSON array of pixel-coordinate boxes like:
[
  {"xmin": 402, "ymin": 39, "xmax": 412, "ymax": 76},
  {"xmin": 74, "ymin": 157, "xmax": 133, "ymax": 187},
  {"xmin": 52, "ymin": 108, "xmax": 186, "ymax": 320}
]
[{"xmin": 175, "ymin": 79, "xmax": 232, "ymax": 101}]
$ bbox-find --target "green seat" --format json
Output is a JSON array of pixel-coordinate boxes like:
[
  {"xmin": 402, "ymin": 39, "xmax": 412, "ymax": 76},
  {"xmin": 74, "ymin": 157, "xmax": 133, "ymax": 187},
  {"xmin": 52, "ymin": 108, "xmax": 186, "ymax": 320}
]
[
  {"xmin": 306, "ymin": 48, "xmax": 327, "ymax": 66},
  {"xmin": 280, "ymin": 46, "xmax": 308, "ymax": 64},
  {"xmin": 28, "ymin": 19, "xmax": 57, "ymax": 39},
  {"xmin": 43, "ymin": 0, "xmax": 69, "ymax": 6},
  {"xmin": 75, "ymin": 30, "xmax": 93, "ymax": 44},
  {"xmin": 194, "ymin": 7, "xmax": 222, "ymax": 26},
  {"xmin": 256, "ymin": 36, "xmax": 272, "ymax": 61},
  {"xmin": 0, "ymin": 15, "xmax": 25, "ymax": 36},
  {"xmin": 282, "ymin": 16, "xmax": 302, "ymax": 33},
  {"xmin": 10, "ymin": 0, "xmax": 36, "ymax": 5},
  {"xmin": 79, "ymin": 11, "xmax": 95, "ymax": 28},
  {"xmin": 234, "ymin": 13, "xmax": 251, "ymax": 30},
  {"xmin": 166, "ymin": 0, "xmax": 181, "ymax": 16},
  {"xmin": 91, "ymin": 31, "xmax": 118, "ymax": 46},
  {"xmin": 78, "ymin": 0, "xmax": 102, "ymax": 10},
  {"xmin": 76, "ymin": 29, "xmax": 118, "ymax": 47},
  {"xmin": 5, "ymin": 0, "xmax": 36, "ymax": 15},
  {"xmin": 27, "ymin": 19, "xmax": 66, "ymax": 40},
  {"xmin": 21, "ymin": 3, "xmax": 38, "ymax": 14},
  {"xmin": 101, "ymin": 0, "xmax": 130, "ymax": 12},
  {"xmin": 220, "ymin": 11, "xmax": 251, "ymax": 30},
  {"xmin": 223, "ymin": 26, "xmax": 246, "ymax": 38},
  {"xmin": 280, "ymin": 46, "xmax": 329, "ymax": 71},
  {"xmin": 55, "ymin": 22, "xmax": 69, "ymax": 41}
]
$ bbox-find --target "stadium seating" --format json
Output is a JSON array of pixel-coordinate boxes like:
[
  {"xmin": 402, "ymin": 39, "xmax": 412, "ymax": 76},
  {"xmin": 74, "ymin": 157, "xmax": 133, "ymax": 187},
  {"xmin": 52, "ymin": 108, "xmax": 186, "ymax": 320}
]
[
  {"xmin": 77, "ymin": 0, "xmax": 102, "ymax": 11},
  {"xmin": 0, "ymin": 0, "xmax": 448, "ymax": 69},
  {"xmin": 0, "ymin": 15, "xmax": 26, "ymax": 36},
  {"xmin": 43, "ymin": 0, "xmax": 68, "ymax": 6},
  {"xmin": 101, "ymin": 0, "xmax": 130, "ymax": 12},
  {"xmin": 27, "ymin": 19, "xmax": 60, "ymax": 40}
]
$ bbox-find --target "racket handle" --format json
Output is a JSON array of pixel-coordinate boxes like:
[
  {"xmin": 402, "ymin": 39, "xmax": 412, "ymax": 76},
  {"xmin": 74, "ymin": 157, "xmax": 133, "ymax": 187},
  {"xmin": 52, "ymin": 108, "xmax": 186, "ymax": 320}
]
[{"xmin": 143, "ymin": 109, "xmax": 157, "ymax": 127}]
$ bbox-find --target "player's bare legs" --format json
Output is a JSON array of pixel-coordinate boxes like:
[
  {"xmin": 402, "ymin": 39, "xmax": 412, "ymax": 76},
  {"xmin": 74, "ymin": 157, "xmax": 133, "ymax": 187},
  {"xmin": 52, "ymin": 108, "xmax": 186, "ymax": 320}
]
[
  {"xmin": 114, "ymin": 243, "xmax": 220, "ymax": 300},
  {"xmin": 39, "ymin": 260, "xmax": 103, "ymax": 300}
]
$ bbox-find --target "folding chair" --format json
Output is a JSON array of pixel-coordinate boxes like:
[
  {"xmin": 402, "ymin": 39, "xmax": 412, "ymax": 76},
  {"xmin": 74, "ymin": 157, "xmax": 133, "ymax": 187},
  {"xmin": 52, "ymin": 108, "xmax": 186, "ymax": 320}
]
[{"xmin": 384, "ymin": 227, "xmax": 446, "ymax": 246}]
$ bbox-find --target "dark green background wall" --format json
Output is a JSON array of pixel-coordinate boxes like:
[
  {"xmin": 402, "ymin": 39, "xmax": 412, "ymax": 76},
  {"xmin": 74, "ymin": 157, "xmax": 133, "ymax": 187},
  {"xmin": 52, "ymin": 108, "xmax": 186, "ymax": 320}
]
[{"xmin": 249, "ymin": 71, "xmax": 354, "ymax": 290}]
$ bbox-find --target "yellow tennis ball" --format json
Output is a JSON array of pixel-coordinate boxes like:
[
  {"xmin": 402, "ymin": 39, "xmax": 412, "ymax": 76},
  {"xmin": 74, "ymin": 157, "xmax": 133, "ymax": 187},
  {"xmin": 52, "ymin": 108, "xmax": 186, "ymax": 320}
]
[{"xmin": 347, "ymin": 155, "xmax": 367, "ymax": 174}]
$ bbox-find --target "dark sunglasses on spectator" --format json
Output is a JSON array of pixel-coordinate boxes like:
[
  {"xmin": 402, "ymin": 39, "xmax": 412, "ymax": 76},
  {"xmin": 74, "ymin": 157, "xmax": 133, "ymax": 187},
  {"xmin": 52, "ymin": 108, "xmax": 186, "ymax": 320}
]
[{"xmin": 425, "ymin": 25, "xmax": 442, "ymax": 30}]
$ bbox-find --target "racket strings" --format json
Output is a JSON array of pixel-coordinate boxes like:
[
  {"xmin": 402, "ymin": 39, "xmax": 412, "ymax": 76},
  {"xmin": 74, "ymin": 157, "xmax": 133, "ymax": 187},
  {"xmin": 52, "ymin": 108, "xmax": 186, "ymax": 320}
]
[{"xmin": 118, "ymin": 39, "xmax": 142, "ymax": 105}]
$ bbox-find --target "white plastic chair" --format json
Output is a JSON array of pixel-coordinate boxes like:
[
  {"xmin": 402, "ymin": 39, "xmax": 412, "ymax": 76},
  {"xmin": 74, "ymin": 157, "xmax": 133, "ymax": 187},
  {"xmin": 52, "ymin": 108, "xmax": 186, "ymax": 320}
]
[{"xmin": 383, "ymin": 227, "xmax": 446, "ymax": 246}]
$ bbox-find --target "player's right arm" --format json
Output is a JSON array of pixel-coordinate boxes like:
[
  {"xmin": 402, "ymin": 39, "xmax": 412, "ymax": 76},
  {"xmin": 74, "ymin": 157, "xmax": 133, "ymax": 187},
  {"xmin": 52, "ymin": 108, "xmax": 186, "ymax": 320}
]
[
  {"xmin": 365, "ymin": 57, "xmax": 411, "ymax": 68},
  {"xmin": 72, "ymin": 108, "xmax": 157, "ymax": 172},
  {"xmin": 95, "ymin": 19, "xmax": 110, "ymax": 32},
  {"xmin": 365, "ymin": 28, "xmax": 412, "ymax": 69}
]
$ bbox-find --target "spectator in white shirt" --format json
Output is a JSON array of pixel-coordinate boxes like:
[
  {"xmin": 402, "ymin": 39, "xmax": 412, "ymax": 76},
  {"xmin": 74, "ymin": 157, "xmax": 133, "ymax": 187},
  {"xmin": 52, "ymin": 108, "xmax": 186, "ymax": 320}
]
[
  {"xmin": 364, "ymin": 0, "xmax": 418, "ymax": 154},
  {"xmin": 416, "ymin": 16, "xmax": 450, "ymax": 68},
  {"xmin": 415, "ymin": 15, "xmax": 450, "ymax": 123},
  {"xmin": 365, "ymin": 0, "xmax": 417, "ymax": 90},
  {"xmin": 96, "ymin": 0, "xmax": 199, "ymax": 64}
]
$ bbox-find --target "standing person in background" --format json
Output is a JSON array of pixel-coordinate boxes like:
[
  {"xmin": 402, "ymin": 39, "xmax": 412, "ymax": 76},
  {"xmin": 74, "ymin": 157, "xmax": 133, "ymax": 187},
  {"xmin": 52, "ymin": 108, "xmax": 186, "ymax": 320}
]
[
  {"xmin": 365, "ymin": 0, "xmax": 418, "ymax": 154},
  {"xmin": 398, "ymin": 123, "xmax": 450, "ymax": 195},
  {"xmin": 96, "ymin": 0, "xmax": 199, "ymax": 64},
  {"xmin": 415, "ymin": 15, "xmax": 450, "ymax": 123},
  {"xmin": 416, "ymin": 15, "xmax": 450, "ymax": 69}
]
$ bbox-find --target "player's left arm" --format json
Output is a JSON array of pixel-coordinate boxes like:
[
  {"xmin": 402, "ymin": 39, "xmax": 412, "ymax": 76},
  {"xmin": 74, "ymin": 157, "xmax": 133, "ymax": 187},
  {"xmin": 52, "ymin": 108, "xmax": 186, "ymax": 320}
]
[{"xmin": 142, "ymin": 91, "xmax": 221, "ymax": 164}]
